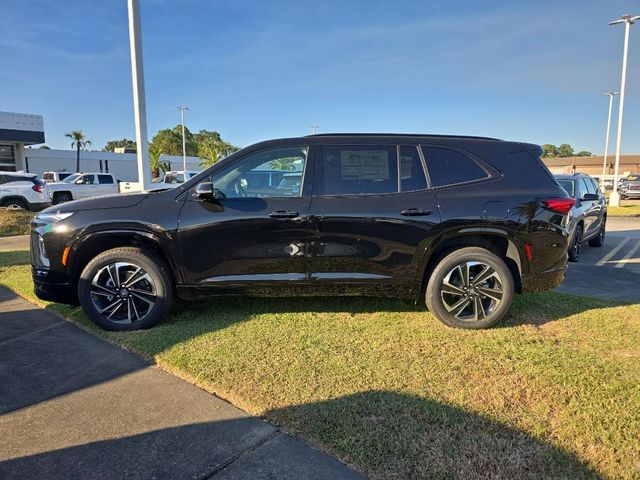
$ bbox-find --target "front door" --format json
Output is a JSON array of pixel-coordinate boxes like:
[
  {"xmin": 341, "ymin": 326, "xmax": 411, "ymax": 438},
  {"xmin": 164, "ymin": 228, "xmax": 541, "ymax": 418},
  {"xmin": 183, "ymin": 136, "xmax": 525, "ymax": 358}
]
[
  {"xmin": 177, "ymin": 145, "xmax": 313, "ymax": 294},
  {"xmin": 307, "ymin": 144, "xmax": 440, "ymax": 297}
]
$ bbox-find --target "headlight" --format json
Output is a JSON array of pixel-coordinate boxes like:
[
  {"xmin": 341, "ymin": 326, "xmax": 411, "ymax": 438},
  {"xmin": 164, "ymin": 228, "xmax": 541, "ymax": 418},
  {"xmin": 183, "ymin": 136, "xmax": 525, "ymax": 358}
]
[{"xmin": 36, "ymin": 211, "xmax": 74, "ymax": 223}]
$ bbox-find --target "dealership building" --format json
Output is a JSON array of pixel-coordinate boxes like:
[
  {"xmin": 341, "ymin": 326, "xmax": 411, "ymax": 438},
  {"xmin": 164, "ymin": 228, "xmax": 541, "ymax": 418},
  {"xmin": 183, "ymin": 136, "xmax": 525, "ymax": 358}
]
[
  {"xmin": 0, "ymin": 110, "xmax": 201, "ymax": 181},
  {"xmin": 542, "ymin": 155, "xmax": 640, "ymax": 179}
]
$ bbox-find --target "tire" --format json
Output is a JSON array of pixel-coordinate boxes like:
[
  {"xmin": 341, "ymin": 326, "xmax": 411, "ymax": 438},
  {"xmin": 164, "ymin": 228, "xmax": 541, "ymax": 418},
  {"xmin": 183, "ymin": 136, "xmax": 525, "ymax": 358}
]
[
  {"xmin": 425, "ymin": 247, "xmax": 514, "ymax": 329},
  {"xmin": 53, "ymin": 192, "xmax": 72, "ymax": 204},
  {"xmin": 588, "ymin": 218, "xmax": 606, "ymax": 247},
  {"xmin": 1, "ymin": 198, "xmax": 28, "ymax": 210},
  {"xmin": 78, "ymin": 247, "xmax": 173, "ymax": 331},
  {"xmin": 568, "ymin": 224, "xmax": 583, "ymax": 262}
]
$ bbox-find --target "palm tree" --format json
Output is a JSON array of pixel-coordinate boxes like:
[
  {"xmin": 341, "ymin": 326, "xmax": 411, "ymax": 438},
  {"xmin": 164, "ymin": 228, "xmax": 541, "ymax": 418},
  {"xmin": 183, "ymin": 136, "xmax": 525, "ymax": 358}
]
[
  {"xmin": 148, "ymin": 144, "xmax": 163, "ymax": 179},
  {"xmin": 65, "ymin": 130, "xmax": 91, "ymax": 172}
]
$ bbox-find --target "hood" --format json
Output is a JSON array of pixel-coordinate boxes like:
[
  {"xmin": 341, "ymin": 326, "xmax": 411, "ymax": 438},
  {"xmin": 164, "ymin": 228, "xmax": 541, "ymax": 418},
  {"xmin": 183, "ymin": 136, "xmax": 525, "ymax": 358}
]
[{"xmin": 42, "ymin": 192, "xmax": 150, "ymax": 213}]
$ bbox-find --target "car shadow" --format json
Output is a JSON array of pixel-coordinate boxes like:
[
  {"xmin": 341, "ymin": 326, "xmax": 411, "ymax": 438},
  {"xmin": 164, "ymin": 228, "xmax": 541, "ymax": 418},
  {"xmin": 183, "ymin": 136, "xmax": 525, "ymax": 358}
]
[{"xmin": 0, "ymin": 391, "xmax": 601, "ymax": 480}]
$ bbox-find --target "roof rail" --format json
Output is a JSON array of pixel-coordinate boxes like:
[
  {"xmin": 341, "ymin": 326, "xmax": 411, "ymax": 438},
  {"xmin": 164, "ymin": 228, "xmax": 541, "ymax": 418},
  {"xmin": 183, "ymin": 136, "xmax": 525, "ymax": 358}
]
[{"xmin": 306, "ymin": 133, "xmax": 503, "ymax": 141}]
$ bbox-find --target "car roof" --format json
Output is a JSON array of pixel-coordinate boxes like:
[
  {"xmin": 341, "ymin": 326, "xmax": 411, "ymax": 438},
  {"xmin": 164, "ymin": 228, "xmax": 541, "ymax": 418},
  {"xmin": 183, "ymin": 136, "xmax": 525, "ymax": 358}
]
[
  {"xmin": 306, "ymin": 133, "xmax": 503, "ymax": 141},
  {"xmin": 554, "ymin": 173, "xmax": 594, "ymax": 180}
]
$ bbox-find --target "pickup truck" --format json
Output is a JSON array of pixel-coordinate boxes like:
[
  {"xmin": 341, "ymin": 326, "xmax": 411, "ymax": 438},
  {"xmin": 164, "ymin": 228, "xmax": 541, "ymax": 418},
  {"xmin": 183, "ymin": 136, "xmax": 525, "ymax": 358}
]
[
  {"xmin": 150, "ymin": 170, "xmax": 200, "ymax": 188},
  {"xmin": 48, "ymin": 172, "xmax": 119, "ymax": 204}
]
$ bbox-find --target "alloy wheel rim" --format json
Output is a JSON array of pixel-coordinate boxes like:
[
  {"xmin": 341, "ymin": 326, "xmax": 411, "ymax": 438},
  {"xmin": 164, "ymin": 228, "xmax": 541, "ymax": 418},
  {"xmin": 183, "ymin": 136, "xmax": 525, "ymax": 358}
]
[
  {"xmin": 90, "ymin": 262, "xmax": 156, "ymax": 324},
  {"xmin": 440, "ymin": 261, "xmax": 503, "ymax": 321},
  {"xmin": 574, "ymin": 229, "xmax": 582, "ymax": 256}
]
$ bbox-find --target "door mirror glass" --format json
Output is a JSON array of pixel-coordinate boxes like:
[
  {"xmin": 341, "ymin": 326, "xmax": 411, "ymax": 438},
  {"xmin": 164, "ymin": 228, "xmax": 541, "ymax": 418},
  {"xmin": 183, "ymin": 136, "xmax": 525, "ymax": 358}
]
[{"xmin": 582, "ymin": 192, "xmax": 599, "ymax": 201}]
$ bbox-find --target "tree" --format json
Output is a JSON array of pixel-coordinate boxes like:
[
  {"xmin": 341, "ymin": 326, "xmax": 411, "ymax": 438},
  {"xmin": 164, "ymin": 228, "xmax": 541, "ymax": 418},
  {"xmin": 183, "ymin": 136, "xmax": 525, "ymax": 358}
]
[
  {"xmin": 541, "ymin": 144, "xmax": 558, "ymax": 158},
  {"xmin": 65, "ymin": 130, "xmax": 91, "ymax": 172},
  {"xmin": 269, "ymin": 157, "xmax": 297, "ymax": 171},
  {"xmin": 575, "ymin": 151, "xmax": 592, "ymax": 157},
  {"xmin": 103, "ymin": 138, "xmax": 136, "ymax": 152},
  {"xmin": 150, "ymin": 125, "xmax": 197, "ymax": 157},
  {"xmin": 557, "ymin": 144, "xmax": 574, "ymax": 157},
  {"xmin": 195, "ymin": 129, "xmax": 239, "ymax": 167}
]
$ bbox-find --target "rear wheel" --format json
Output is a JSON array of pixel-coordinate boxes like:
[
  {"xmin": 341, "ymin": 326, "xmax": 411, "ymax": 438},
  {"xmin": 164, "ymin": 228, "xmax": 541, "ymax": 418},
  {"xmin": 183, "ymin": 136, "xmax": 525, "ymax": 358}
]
[
  {"xmin": 78, "ymin": 247, "xmax": 173, "ymax": 331},
  {"xmin": 425, "ymin": 247, "xmax": 514, "ymax": 329},
  {"xmin": 1, "ymin": 198, "xmax": 27, "ymax": 210},
  {"xmin": 588, "ymin": 219, "xmax": 606, "ymax": 247},
  {"xmin": 568, "ymin": 225, "xmax": 583, "ymax": 262}
]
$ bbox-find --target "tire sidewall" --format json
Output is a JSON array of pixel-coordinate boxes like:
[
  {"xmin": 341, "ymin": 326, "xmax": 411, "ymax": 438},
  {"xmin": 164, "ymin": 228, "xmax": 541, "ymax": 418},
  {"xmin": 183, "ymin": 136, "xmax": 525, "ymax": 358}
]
[
  {"xmin": 568, "ymin": 225, "xmax": 583, "ymax": 262},
  {"xmin": 426, "ymin": 248, "xmax": 514, "ymax": 329},
  {"xmin": 78, "ymin": 249, "xmax": 173, "ymax": 331}
]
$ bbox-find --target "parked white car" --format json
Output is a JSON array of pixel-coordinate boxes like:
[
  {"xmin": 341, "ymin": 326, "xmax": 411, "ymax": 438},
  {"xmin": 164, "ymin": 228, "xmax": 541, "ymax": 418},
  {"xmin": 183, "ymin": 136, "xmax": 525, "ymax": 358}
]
[
  {"xmin": 48, "ymin": 172, "xmax": 119, "ymax": 204},
  {"xmin": 0, "ymin": 171, "xmax": 51, "ymax": 210},
  {"xmin": 41, "ymin": 171, "xmax": 74, "ymax": 183},
  {"xmin": 151, "ymin": 170, "xmax": 200, "ymax": 188}
]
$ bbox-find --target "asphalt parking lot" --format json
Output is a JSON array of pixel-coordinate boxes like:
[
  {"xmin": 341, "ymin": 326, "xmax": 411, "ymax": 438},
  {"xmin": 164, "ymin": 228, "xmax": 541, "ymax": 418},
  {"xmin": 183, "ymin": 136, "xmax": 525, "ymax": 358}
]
[{"xmin": 558, "ymin": 216, "xmax": 640, "ymax": 303}]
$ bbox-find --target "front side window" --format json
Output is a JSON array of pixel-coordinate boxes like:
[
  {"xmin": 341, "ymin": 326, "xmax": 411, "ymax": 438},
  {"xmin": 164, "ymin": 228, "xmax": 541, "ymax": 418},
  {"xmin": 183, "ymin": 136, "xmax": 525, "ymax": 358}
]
[
  {"xmin": 79, "ymin": 175, "xmax": 97, "ymax": 185},
  {"xmin": 583, "ymin": 177, "xmax": 597, "ymax": 195},
  {"xmin": 211, "ymin": 147, "xmax": 307, "ymax": 198},
  {"xmin": 421, "ymin": 146, "xmax": 488, "ymax": 187},
  {"xmin": 321, "ymin": 146, "xmax": 398, "ymax": 195}
]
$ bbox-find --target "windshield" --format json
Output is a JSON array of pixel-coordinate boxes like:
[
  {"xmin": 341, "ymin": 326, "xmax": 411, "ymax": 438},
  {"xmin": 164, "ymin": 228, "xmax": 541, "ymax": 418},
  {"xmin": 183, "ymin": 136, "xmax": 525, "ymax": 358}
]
[
  {"xmin": 62, "ymin": 173, "xmax": 81, "ymax": 183},
  {"xmin": 558, "ymin": 179, "xmax": 575, "ymax": 198}
]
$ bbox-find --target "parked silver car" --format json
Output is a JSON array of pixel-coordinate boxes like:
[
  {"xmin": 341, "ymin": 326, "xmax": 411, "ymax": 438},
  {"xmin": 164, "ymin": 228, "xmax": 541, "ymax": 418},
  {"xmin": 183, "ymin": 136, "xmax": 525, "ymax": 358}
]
[
  {"xmin": 620, "ymin": 174, "xmax": 640, "ymax": 199},
  {"xmin": 555, "ymin": 173, "xmax": 607, "ymax": 262}
]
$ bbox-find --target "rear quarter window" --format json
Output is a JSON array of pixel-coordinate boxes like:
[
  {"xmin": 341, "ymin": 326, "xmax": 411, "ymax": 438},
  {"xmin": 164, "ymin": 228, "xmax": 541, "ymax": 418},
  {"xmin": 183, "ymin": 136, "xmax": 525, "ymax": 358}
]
[{"xmin": 421, "ymin": 146, "xmax": 488, "ymax": 187}]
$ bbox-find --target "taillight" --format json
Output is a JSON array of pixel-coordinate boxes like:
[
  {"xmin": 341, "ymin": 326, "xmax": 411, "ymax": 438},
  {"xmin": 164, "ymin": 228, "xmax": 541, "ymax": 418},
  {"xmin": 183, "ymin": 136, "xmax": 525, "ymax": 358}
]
[
  {"xmin": 32, "ymin": 184, "xmax": 44, "ymax": 193},
  {"xmin": 543, "ymin": 198, "xmax": 575, "ymax": 214}
]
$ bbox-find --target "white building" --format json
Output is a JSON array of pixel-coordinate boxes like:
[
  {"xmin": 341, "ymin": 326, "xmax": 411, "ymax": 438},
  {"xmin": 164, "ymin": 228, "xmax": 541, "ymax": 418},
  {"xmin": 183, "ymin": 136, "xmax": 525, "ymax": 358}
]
[
  {"xmin": 1, "ymin": 110, "xmax": 201, "ymax": 181},
  {"xmin": 0, "ymin": 111, "xmax": 45, "ymax": 171}
]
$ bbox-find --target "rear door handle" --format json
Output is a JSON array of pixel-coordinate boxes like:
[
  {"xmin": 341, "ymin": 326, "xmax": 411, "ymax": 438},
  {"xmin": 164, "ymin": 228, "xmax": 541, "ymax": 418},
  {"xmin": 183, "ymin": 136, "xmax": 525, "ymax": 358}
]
[
  {"xmin": 400, "ymin": 208, "xmax": 432, "ymax": 217},
  {"xmin": 269, "ymin": 210, "xmax": 300, "ymax": 219}
]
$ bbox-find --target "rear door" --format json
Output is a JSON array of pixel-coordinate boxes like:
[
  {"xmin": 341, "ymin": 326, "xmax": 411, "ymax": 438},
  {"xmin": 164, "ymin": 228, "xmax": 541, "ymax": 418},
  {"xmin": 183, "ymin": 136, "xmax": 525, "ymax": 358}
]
[
  {"xmin": 98, "ymin": 174, "xmax": 117, "ymax": 195},
  {"xmin": 307, "ymin": 144, "xmax": 440, "ymax": 297}
]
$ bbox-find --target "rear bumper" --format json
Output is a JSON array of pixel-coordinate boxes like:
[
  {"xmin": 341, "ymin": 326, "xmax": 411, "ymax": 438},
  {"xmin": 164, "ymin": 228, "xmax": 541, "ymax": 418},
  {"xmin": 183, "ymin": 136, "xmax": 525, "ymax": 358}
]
[{"xmin": 521, "ymin": 267, "xmax": 566, "ymax": 293}]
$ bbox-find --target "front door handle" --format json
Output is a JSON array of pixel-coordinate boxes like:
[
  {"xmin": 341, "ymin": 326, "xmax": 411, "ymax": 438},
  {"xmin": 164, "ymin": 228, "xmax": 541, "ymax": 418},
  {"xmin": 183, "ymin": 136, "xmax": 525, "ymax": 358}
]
[
  {"xmin": 269, "ymin": 210, "xmax": 300, "ymax": 219},
  {"xmin": 400, "ymin": 208, "xmax": 432, "ymax": 217}
]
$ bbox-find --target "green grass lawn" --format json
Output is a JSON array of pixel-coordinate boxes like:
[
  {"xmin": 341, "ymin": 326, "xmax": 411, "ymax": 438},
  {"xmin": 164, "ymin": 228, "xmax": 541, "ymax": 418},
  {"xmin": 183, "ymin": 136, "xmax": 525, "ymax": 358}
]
[
  {"xmin": 1, "ymin": 250, "xmax": 639, "ymax": 479},
  {"xmin": 0, "ymin": 208, "xmax": 35, "ymax": 236}
]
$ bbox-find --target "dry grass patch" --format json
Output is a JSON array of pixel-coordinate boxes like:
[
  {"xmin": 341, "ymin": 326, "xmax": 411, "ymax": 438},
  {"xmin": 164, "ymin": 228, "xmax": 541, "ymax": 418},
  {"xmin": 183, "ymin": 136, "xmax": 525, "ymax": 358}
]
[{"xmin": 0, "ymin": 208, "xmax": 35, "ymax": 236}]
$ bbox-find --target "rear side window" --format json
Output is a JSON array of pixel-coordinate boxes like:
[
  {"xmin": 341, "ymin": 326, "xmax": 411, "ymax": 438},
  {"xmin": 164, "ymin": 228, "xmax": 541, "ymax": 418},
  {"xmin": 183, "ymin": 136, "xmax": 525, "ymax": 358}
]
[
  {"xmin": 321, "ymin": 146, "xmax": 398, "ymax": 195},
  {"xmin": 399, "ymin": 146, "xmax": 427, "ymax": 191},
  {"xmin": 98, "ymin": 175, "xmax": 114, "ymax": 184},
  {"xmin": 421, "ymin": 146, "xmax": 488, "ymax": 187}
]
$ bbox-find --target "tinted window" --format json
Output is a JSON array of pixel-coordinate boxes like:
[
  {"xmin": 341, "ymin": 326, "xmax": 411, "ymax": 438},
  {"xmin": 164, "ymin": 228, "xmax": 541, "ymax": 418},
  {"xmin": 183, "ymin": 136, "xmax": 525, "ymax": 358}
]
[
  {"xmin": 577, "ymin": 178, "xmax": 588, "ymax": 199},
  {"xmin": 321, "ymin": 146, "xmax": 398, "ymax": 195},
  {"xmin": 421, "ymin": 146, "xmax": 487, "ymax": 187},
  {"xmin": 42, "ymin": 172, "xmax": 54, "ymax": 181},
  {"xmin": 98, "ymin": 175, "xmax": 114, "ymax": 184},
  {"xmin": 399, "ymin": 146, "xmax": 427, "ymax": 191},
  {"xmin": 583, "ymin": 177, "xmax": 598, "ymax": 195},
  {"xmin": 558, "ymin": 179, "xmax": 575, "ymax": 198},
  {"xmin": 211, "ymin": 147, "xmax": 307, "ymax": 198}
]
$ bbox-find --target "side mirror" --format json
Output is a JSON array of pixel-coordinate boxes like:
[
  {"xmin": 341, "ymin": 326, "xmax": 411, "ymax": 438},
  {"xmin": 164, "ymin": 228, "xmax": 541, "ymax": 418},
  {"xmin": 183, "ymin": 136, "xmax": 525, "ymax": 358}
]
[
  {"xmin": 194, "ymin": 182, "xmax": 215, "ymax": 201},
  {"xmin": 582, "ymin": 193, "xmax": 599, "ymax": 201}
]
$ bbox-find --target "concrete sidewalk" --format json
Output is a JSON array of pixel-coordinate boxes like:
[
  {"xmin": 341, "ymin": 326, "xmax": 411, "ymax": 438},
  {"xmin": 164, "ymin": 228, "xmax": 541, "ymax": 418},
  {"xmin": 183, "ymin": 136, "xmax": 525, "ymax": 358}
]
[{"xmin": 0, "ymin": 287, "xmax": 364, "ymax": 480}]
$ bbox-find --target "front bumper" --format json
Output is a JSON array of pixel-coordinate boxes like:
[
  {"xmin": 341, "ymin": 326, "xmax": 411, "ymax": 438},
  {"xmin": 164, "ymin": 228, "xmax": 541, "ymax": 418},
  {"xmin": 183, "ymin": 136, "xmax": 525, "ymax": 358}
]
[{"xmin": 32, "ymin": 268, "xmax": 78, "ymax": 304}]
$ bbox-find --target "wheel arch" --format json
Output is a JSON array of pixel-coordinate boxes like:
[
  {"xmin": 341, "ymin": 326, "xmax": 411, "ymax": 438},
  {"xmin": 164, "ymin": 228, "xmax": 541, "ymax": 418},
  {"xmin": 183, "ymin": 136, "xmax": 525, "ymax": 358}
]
[
  {"xmin": 415, "ymin": 228, "xmax": 522, "ymax": 301},
  {"xmin": 67, "ymin": 230, "xmax": 182, "ymax": 292},
  {"xmin": 53, "ymin": 190, "xmax": 73, "ymax": 200},
  {"xmin": 0, "ymin": 195, "xmax": 29, "ymax": 207}
]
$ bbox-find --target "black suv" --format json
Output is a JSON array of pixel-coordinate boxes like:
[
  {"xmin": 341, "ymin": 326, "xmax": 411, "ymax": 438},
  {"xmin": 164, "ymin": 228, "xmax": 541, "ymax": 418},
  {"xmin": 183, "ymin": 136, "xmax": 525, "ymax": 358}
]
[{"xmin": 31, "ymin": 134, "xmax": 573, "ymax": 331}]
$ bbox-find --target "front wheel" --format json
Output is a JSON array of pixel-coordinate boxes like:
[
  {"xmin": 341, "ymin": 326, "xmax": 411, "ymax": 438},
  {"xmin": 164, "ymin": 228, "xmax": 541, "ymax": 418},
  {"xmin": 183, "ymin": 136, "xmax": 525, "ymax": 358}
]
[
  {"xmin": 568, "ymin": 225, "xmax": 583, "ymax": 262},
  {"xmin": 78, "ymin": 247, "xmax": 173, "ymax": 331},
  {"xmin": 425, "ymin": 247, "xmax": 514, "ymax": 329},
  {"xmin": 588, "ymin": 219, "xmax": 606, "ymax": 247}
]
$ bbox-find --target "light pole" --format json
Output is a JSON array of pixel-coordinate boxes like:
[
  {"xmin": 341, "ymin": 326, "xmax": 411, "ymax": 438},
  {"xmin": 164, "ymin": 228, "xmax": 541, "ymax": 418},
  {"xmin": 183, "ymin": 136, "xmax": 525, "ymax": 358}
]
[
  {"xmin": 601, "ymin": 91, "xmax": 619, "ymax": 192},
  {"xmin": 609, "ymin": 14, "xmax": 640, "ymax": 207},
  {"xmin": 177, "ymin": 106, "xmax": 189, "ymax": 171},
  {"xmin": 310, "ymin": 125, "xmax": 319, "ymax": 134},
  {"xmin": 127, "ymin": 0, "xmax": 150, "ymax": 190}
]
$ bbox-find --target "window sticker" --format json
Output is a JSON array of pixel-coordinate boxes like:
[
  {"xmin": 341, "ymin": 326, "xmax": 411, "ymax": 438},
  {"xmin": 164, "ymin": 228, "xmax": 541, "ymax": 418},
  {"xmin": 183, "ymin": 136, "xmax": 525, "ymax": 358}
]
[{"xmin": 340, "ymin": 150, "xmax": 389, "ymax": 180}]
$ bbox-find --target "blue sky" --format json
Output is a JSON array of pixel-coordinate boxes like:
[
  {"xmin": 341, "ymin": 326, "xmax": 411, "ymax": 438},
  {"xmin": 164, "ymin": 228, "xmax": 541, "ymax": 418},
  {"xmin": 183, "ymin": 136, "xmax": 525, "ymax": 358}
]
[{"xmin": 3, "ymin": 0, "xmax": 640, "ymax": 153}]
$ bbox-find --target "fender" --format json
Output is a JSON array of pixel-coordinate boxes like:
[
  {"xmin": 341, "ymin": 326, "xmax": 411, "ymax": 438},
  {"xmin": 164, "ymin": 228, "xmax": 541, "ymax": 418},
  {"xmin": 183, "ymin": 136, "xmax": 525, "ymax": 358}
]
[
  {"xmin": 411, "ymin": 225, "xmax": 524, "ymax": 301},
  {"xmin": 67, "ymin": 228, "xmax": 184, "ymax": 285}
]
